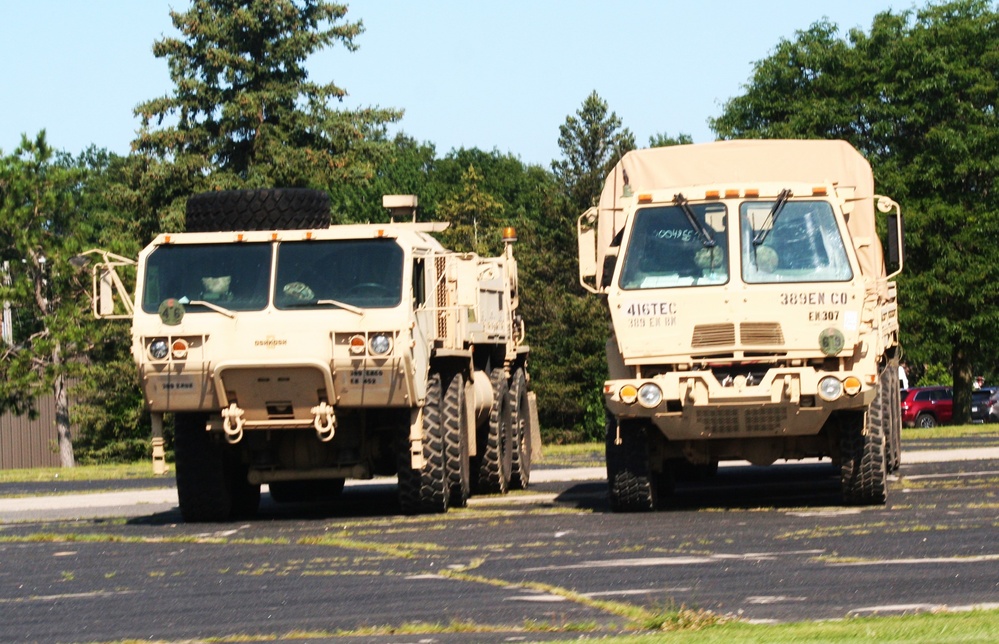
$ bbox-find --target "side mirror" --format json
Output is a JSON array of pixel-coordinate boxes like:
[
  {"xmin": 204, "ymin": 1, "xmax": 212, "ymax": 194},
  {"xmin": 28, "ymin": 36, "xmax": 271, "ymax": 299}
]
[
  {"xmin": 877, "ymin": 196, "xmax": 904, "ymax": 278},
  {"xmin": 577, "ymin": 208, "xmax": 601, "ymax": 294}
]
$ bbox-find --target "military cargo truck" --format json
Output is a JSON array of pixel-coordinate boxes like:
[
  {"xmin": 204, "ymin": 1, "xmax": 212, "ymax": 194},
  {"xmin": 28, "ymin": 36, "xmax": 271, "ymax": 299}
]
[
  {"xmin": 86, "ymin": 189, "xmax": 536, "ymax": 521},
  {"xmin": 577, "ymin": 140, "xmax": 904, "ymax": 510}
]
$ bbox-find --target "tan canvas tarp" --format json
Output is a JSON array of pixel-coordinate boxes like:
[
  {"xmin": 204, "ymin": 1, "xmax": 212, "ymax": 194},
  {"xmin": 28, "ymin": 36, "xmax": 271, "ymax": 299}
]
[{"xmin": 597, "ymin": 140, "xmax": 884, "ymax": 281}]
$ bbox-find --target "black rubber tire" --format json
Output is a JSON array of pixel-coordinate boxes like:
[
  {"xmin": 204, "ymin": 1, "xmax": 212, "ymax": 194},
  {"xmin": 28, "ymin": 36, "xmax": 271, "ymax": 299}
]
[
  {"xmin": 474, "ymin": 368, "xmax": 512, "ymax": 495},
  {"xmin": 508, "ymin": 367, "xmax": 531, "ymax": 490},
  {"xmin": 185, "ymin": 188, "xmax": 330, "ymax": 232},
  {"xmin": 839, "ymin": 376, "xmax": 888, "ymax": 505},
  {"xmin": 605, "ymin": 413, "xmax": 656, "ymax": 512},
  {"xmin": 916, "ymin": 412, "xmax": 937, "ymax": 429},
  {"xmin": 268, "ymin": 478, "xmax": 346, "ymax": 504},
  {"xmin": 397, "ymin": 372, "xmax": 448, "ymax": 514},
  {"xmin": 885, "ymin": 359, "xmax": 902, "ymax": 474},
  {"xmin": 443, "ymin": 372, "xmax": 471, "ymax": 508},
  {"xmin": 174, "ymin": 412, "xmax": 260, "ymax": 522}
]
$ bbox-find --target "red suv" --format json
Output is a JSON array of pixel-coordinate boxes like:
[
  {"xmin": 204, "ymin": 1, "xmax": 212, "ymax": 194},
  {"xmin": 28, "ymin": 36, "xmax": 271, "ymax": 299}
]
[{"xmin": 900, "ymin": 386, "xmax": 953, "ymax": 428}]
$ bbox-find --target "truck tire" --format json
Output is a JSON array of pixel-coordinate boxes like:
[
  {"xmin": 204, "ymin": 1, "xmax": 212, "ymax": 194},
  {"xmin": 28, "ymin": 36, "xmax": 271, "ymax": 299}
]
[
  {"xmin": 839, "ymin": 380, "xmax": 888, "ymax": 505},
  {"xmin": 174, "ymin": 412, "xmax": 260, "ymax": 522},
  {"xmin": 885, "ymin": 360, "xmax": 902, "ymax": 474},
  {"xmin": 474, "ymin": 368, "xmax": 512, "ymax": 494},
  {"xmin": 398, "ymin": 372, "xmax": 448, "ymax": 514},
  {"xmin": 268, "ymin": 478, "xmax": 345, "ymax": 504},
  {"xmin": 606, "ymin": 414, "xmax": 656, "ymax": 512},
  {"xmin": 443, "ymin": 371, "xmax": 471, "ymax": 508},
  {"xmin": 185, "ymin": 188, "xmax": 330, "ymax": 232},
  {"xmin": 508, "ymin": 367, "xmax": 531, "ymax": 490}
]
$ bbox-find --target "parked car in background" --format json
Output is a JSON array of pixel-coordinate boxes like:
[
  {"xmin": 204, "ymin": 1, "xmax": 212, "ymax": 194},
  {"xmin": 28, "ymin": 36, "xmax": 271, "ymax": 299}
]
[
  {"xmin": 988, "ymin": 389, "xmax": 999, "ymax": 423},
  {"xmin": 971, "ymin": 389, "xmax": 993, "ymax": 424},
  {"xmin": 901, "ymin": 386, "xmax": 953, "ymax": 428}
]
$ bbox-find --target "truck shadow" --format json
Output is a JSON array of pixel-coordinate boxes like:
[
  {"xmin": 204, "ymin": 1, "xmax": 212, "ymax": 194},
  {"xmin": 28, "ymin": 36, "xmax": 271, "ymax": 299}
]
[{"xmin": 556, "ymin": 462, "xmax": 849, "ymax": 512}]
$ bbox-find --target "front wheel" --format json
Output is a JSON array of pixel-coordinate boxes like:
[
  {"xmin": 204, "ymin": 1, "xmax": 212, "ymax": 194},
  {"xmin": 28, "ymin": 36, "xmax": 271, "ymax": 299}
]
[
  {"xmin": 508, "ymin": 367, "xmax": 532, "ymax": 490},
  {"xmin": 174, "ymin": 413, "xmax": 260, "ymax": 522},
  {"xmin": 397, "ymin": 371, "xmax": 448, "ymax": 514},
  {"xmin": 605, "ymin": 414, "xmax": 656, "ymax": 512},
  {"xmin": 916, "ymin": 413, "xmax": 938, "ymax": 429}
]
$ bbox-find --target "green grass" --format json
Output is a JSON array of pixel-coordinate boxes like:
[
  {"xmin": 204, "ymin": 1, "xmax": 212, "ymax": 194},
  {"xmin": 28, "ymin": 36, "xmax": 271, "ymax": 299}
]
[
  {"xmin": 0, "ymin": 462, "xmax": 158, "ymax": 484},
  {"xmin": 901, "ymin": 422, "xmax": 999, "ymax": 440},
  {"xmin": 591, "ymin": 608, "xmax": 999, "ymax": 643}
]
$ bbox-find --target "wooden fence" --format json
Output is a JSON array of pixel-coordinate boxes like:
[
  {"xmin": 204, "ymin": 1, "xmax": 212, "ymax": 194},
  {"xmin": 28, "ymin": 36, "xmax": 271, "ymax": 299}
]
[{"xmin": 0, "ymin": 394, "xmax": 62, "ymax": 469}]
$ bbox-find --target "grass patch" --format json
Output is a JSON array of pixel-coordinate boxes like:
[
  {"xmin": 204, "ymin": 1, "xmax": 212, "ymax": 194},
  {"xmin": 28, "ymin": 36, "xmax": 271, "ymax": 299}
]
[
  {"xmin": 901, "ymin": 423, "xmax": 999, "ymax": 441},
  {"xmin": 0, "ymin": 462, "xmax": 156, "ymax": 484}
]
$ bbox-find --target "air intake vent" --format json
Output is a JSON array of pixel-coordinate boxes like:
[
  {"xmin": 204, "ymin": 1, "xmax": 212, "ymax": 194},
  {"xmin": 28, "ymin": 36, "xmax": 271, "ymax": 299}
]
[
  {"xmin": 692, "ymin": 323, "xmax": 735, "ymax": 348},
  {"xmin": 741, "ymin": 322, "xmax": 785, "ymax": 346}
]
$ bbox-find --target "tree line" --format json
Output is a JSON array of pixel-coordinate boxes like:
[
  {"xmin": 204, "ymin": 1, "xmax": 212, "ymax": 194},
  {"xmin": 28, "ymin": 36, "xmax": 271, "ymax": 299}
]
[{"xmin": 2, "ymin": 0, "xmax": 997, "ymax": 465}]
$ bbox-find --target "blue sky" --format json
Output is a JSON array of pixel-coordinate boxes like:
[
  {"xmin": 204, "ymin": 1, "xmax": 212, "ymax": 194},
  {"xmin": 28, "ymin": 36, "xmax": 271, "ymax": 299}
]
[{"xmin": 1, "ymin": 1, "xmax": 912, "ymax": 167}]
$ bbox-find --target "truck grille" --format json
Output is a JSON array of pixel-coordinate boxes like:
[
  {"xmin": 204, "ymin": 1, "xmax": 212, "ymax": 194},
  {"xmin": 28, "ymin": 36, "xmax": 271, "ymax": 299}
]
[
  {"xmin": 691, "ymin": 322, "xmax": 784, "ymax": 348},
  {"xmin": 691, "ymin": 323, "xmax": 735, "ymax": 347},
  {"xmin": 741, "ymin": 322, "xmax": 785, "ymax": 346}
]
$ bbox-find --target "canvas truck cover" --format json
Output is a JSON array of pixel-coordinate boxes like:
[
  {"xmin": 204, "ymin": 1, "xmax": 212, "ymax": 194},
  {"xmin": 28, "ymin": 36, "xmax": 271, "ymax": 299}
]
[{"xmin": 596, "ymin": 140, "xmax": 884, "ymax": 287}]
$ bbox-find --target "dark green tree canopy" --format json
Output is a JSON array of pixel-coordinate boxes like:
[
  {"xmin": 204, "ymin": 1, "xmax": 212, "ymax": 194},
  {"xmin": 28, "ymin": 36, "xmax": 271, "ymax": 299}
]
[
  {"xmin": 552, "ymin": 91, "xmax": 635, "ymax": 211},
  {"xmin": 133, "ymin": 0, "xmax": 401, "ymax": 229}
]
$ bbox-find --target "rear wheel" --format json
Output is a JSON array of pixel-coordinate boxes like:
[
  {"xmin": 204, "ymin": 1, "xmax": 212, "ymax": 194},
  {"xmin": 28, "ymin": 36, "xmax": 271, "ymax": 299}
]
[
  {"xmin": 174, "ymin": 413, "xmax": 260, "ymax": 522},
  {"xmin": 508, "ymin": 367, "xmax": 532, "ymax": 490},
  {"xmin": 885, "ymin": 359, "xmax": 902, "ymax": 474},
  {"xmin": 916, "ymin": 412, "xmax": 937, "ymax": 428},
  {"xmin": 443, "ymin": 371, "xmax": 471, "ymax": 508},
  {"xmin": 474, "ymin": 368, "xmax": 512, "ymax": 494},
  {"xmin": 606, "ymin": 414, "xmax": 656, "ymax": 512},
  {"xmin": 397, "ymin": 372, "xmax": 448, "ymax": 514}
]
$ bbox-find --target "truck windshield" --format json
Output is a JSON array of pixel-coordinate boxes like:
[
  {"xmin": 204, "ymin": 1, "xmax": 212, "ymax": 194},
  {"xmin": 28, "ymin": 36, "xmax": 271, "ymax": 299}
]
[
  {"xmin": 275, "ymin": 239, "xmax": 404, "ymax": 309},
  {"xmin": 619, "ymin": 204, "xmax": 728, "ymax": 289},
  {"xmin": 740, "ymin": 200, "xmax": 853, "ymax": 284},
  {"xmin": 141, "ymin": 243, "xmax": 272, "ymax": 313}
]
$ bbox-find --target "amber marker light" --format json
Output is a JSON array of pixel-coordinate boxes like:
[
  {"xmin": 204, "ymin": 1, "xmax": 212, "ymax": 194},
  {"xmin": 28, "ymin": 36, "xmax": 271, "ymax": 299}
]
[
  {"xmin": 638, "ymin": 194, "xmax": 653, "ymax": 204},
  {"xmin": 843, "ymin": 376, "xmax": 862, "ymax": 396},
  {"xmin": 812, "ymin": 186, "xmax": 828, "ymax": 196},
  {"xmin": 619, "ymin": 384, "xmax": 639, "ymax": 404},
  {"xmin": 744, "ymin": 188, "xmax": 760, "ymax": 198},
  {"xmin": 725, "ymin": 189, "xmax": 740, "ymax": 198},
  {"xmin": 502, "ymin": 226, "xmax": 518, "ymax": 243},
  {"xmin": 348, "ymin": 335, "xmax": 366, "ymax": 355},
  {"xmin": 171, "ymin": 338, "xmax": 190, "ymax": 360},
  {"xmin": 705, "ymin": 190, "xmax": 720, "ymax": 199}
]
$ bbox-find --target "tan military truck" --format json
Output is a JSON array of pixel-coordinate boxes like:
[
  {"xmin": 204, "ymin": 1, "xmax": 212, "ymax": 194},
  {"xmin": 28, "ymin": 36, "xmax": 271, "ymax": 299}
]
[
  {"xmin": 86, "ymin": 189, "xmax": 536, "ymax": 521},
  {"xmin": 577, "ymin": 140, "xmax": 904, "ymax": 510}
]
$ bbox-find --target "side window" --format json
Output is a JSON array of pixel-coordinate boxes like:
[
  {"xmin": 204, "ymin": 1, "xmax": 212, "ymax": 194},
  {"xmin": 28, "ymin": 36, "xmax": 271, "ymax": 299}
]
[
  {"xmin": 915, "ymin": 391, "xmax": 931, "ymax": 402},
  {"xmin": 412, "ymin": 258, "xmax": 426, "ymax": 309}
]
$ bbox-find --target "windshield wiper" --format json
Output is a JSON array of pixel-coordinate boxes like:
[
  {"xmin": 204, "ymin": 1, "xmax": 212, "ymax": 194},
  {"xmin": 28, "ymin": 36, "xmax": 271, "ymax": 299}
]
[
  {"xmin": 673, "ymin": 194, "xmax": 715, "ymax": 248},
  {"xmin": 181, "ymin": 298, "xmax": 236, "ymax": 319},
  {"xmin": 316, "ymin": 299, "xmax": 364, "ymax": 316},
  {"xmin": 752, "ymin": 189, "xmax": 793, "ymax": 246}
]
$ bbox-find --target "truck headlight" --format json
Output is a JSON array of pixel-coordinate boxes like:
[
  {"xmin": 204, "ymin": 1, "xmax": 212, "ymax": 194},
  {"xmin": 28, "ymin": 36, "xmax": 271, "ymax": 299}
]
[
  {"xmin": 148, "ymin": 339, "xmax": 169, "ymax": 360},
  {"xmin": 818, "ymin": 376, "xmax": 844, "ymax": 402},
  {"xmin": 638, "ymin": 383, "xmax": 663, "ymax": 408},
  {"xmin": 369, "ymin": 334, "xmax": 392, "ymax": 356}
]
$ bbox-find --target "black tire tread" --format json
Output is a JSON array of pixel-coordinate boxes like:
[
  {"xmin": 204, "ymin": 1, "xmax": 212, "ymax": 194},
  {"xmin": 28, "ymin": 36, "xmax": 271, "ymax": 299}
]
[
  {"xmin": 475, "ymin": 368, "xmax": 511, "ymax": 495},
  {"xmin": 508, "ymin": 368, "xmax": 531, "ymax": 490},
  {"xmin": 605, "ymin": 414, "xmax": 655, "ymax": 512},
  {"xmin": 398, "ymin": 372, "xmax": 448, "ymax": 514},
  {"xmin": 185, "ymin": 188, "xmax": 330, "ymax": 232}
]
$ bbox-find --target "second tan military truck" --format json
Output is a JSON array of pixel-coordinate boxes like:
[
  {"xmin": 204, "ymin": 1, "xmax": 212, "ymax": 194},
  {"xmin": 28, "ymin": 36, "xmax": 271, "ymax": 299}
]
[
  {"xmin": 578, "ymin": 140, "xmax": 904, "ymax": 510},
  {"xmin": 87, "ymin": 189, "xmax": 536, "ymax": 521}
]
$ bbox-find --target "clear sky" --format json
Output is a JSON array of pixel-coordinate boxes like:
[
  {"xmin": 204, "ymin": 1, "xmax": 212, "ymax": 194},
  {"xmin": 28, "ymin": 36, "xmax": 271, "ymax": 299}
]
[{"xmin": 1, "ymin": 0, "xmax": 913, "ymax": 167}]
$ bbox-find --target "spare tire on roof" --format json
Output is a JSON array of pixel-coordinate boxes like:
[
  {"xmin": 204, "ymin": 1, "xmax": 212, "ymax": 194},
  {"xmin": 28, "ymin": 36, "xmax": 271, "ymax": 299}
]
[{"xmin": 185, "ymin": 188, "xmax": 330, "ymax": 232}]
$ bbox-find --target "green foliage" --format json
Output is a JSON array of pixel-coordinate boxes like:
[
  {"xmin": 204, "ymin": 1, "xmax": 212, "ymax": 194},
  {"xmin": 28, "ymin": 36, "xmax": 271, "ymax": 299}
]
[
  {"xmin": 132, "ymin": 0, "xmax": 402, "ymax": 228},
  {"xmin": 915, "ymin": 363, "xmax": 951, "ymax": 387},
  {"xmin": 552, "ymin": 91, "xmax": 636, "ymax": 211},
  {"xmin": 648, "ymin": 132, "xmax": 693, "ymax": 148},
  {"xmin": 710, "ymin": 0, "xmax": 999, "ymax": 420}
]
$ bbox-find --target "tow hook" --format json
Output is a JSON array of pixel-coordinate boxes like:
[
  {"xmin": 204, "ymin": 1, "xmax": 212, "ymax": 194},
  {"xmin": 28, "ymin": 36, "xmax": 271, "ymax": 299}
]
[
  {"xmin": 222, "ymin": 403, "xmax": 245, "ymax": 444},
  {"xmin": 312, "ymin": 402, "xmax": 336, "ymax": 442}
]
